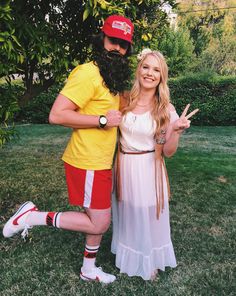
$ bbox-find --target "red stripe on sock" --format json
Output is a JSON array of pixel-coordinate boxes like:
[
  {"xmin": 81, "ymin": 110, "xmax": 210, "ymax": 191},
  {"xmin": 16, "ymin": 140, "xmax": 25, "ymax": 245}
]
[
  {"xmin": 84, "ymin": 250, "xmax": 97, "ymax": 258},
  {"xmin": 46, "ymin": 212, "xmax": 56, "ymax": 226}
]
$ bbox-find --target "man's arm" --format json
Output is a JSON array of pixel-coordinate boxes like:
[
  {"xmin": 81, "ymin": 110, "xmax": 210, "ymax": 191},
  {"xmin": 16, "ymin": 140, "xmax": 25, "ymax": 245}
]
[{"xmin": 49, "ymin": 94, "xmax": 121, "ymax": 129}]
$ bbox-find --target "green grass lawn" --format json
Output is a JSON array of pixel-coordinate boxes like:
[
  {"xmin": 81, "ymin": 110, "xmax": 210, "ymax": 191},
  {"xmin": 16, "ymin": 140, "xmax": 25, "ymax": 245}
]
[{"xmin": 0, "ymin": 124, "xmax": 235, "ymax": 296}]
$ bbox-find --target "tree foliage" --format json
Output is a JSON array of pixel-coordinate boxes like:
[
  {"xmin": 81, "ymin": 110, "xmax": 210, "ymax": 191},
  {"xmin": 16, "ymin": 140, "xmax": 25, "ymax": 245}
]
[
  {"xmin": 0, "ymin": 0, "xmax": 20, "ymax": 147},
  {"xmin": 156, "ymin": 27, "xmax": 195, "ymax": 76},
  {"xmin": 0, "ymin": 0, "xmax": 174, "ymax": 107},
  {"xmin": 198, "ymin": 34, "xmax": 236, "ymax": 75},
  {"xmin": 0, "ymin": 0, "xmax": 175, "ymax": 147},
  {"xmin": 0, "ymin": 0, "xmax": 21, "ymax": 79},
  {"xmin": 176, "ymin": 0, "xmax": 236, "ymax": 75},
  {"xmin": 198, "ymin": 12, "xmax": 236, "ymax": 75},
  {"xmin": 177, "ymin": 0, "xmax": 226, "ymax": 55}
]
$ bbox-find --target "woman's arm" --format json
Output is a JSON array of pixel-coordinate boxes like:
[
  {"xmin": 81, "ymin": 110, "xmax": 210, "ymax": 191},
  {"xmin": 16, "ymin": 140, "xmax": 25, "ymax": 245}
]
[{"xmin": 163, "ymin": 104, "xmax": 199, "ymax": 158}]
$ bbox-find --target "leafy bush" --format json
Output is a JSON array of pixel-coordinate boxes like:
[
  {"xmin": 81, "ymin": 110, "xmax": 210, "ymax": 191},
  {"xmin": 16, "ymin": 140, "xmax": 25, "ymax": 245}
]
[
  {"xmin": 16, "ymin": 84, "xmax": 62, "ymax": 123},
  {"xmin": 0, "ymin": 84, "xmax": 22, "ymax": 147},
  {"xmin": 169, "ymin": 73, "xmax": 236, "ymax": 125}
]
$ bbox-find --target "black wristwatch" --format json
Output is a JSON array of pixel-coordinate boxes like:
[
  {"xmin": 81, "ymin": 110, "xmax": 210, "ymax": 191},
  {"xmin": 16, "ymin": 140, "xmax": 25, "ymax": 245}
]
[{"xmin": 99, "ymin": 115, "xmax": 107, "ymax": 128}]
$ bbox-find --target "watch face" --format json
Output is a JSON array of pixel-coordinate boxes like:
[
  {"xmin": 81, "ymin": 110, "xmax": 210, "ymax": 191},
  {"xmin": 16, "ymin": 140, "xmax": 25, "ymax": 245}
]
[
  {"xmin": 100, "ymin": 116, "xmax": 107, "ymax": 125},
  {"xmin": 99, "ymin": 116, "xmax": 107, "ymax": 128}
]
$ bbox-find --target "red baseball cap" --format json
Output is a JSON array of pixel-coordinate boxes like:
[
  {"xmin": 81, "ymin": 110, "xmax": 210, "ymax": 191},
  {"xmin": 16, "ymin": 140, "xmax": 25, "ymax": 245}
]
[{"xmin": 102, "ymin": 15, "xmax": 134, "ymax": 44}]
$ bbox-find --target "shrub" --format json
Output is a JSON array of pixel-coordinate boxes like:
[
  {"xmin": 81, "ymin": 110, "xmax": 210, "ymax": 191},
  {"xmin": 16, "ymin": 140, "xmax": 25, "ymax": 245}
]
[
  {"xmin": 16, "ymin": 84, "xmax": 62, "ymax": 123},
  {"xmin": 169, "ymin": 73, "xmax": 236, "ymax": 125},
  {"xmin": 0, "ymin": 84, "xmax": 22, "ymax": 147}
]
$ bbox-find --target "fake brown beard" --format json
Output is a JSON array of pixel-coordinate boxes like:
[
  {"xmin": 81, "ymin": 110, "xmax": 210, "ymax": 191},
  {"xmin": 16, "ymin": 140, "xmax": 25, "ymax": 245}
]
[{"xmin": 94, "ymin": 49, "xmax": 131, "ymax": 95}]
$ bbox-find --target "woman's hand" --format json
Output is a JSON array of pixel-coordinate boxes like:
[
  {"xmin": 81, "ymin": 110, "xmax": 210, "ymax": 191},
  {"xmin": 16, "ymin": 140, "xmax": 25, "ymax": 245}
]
[{"xmin": 172, "ymin": 104, "xmax": 199, "ymax": 134}]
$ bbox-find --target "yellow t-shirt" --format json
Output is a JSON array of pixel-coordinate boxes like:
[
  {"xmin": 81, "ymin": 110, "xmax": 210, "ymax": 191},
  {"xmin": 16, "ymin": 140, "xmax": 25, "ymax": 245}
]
[{"xmin": 61, "ymin": 61, "xmax": 119, "ymax": 170}]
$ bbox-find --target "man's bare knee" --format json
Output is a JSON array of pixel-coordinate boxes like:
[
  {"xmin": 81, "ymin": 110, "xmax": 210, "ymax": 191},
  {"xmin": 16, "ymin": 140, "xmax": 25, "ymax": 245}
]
[
  {"xmin": 95, "ymin": 217, "xmax": 110, "ymax": 234},
  {"xmin": 86, "ymin": 208, "xmax": 111, "ymax": 234}
]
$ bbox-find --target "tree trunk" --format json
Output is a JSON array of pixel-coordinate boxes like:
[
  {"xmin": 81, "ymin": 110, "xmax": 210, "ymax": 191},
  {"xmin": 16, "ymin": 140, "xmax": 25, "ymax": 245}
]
[{"xmin": 18, "ymin": 78, "xmax": 55, "ymax": 107}]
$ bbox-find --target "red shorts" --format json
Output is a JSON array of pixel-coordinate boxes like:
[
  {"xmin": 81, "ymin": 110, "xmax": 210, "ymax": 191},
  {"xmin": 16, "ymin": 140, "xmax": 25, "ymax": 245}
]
[{"xmin": 64, "ymin": 162, "xmax": 112, "ymax": 209}]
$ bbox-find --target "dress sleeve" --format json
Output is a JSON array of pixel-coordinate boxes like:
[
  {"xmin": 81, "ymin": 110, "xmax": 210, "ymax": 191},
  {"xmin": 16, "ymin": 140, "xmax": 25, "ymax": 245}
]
[{"xmin": 170, "ymin": 110, "xmax": 179, "ymax": 123}]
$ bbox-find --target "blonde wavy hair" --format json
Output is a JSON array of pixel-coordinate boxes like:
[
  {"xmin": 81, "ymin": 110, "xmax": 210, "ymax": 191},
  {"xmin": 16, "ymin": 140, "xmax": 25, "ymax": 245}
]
[{"xmin": 122, "ymin": 50, "xmax": 170, "ymax": 139}]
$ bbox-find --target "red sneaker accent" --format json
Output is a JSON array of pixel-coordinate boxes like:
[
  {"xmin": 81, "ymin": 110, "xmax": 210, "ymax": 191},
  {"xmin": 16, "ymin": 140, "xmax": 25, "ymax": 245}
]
[
  {"xmin": 13, "ymin": 206, "xmax": 38, "ymax": 225},
  {"xmin": 80, "ymin": 273, "xmax": 91, "ymax": 281},
  {"xmin": 80, "ymin": 267, "xmax": 116, "ymax": 284},
  {"xmin": 80, "ymin": 272, "xmax": 100, "ymax": 282}
]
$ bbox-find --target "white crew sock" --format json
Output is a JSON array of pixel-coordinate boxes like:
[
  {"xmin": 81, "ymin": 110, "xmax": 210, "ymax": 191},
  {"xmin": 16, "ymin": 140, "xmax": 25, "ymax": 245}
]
[
  {"xmin": 82, "ymin": 244, "xmax": 100, "ymax": 272},
  {"xmin": 26, "ymin": 211, "xmax": 61, "ymax": 228}
]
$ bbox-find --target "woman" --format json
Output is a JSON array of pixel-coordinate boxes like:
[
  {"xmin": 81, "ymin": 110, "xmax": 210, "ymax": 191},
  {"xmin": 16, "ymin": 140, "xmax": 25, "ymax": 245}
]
[{"xmin": 111, "ymin": 49, "xmax": 198, "ymax": 280}]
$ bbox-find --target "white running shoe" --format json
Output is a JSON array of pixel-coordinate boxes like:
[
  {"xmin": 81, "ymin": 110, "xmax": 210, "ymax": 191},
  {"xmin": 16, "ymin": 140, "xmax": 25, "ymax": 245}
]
[
  {"xmin": 80, "ymin": 266, "xmax": 116, "ymax": 284},
  {"xmin": 3, "ymin": 201, "xmax": 38, "ymax": 239}
]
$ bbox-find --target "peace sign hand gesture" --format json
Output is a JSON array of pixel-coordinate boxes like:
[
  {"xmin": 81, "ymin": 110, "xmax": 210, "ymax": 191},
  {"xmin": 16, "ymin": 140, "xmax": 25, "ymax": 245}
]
[{"xmin": 173, "ymin": 104, "xmax": 199, "ymax": 134}]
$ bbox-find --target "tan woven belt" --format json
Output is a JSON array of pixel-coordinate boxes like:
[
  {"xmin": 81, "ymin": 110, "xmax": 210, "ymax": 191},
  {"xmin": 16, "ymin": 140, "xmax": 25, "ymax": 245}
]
[{"xmin": 120, "ymin": 149, "xmax": 155, "ymax": 155}]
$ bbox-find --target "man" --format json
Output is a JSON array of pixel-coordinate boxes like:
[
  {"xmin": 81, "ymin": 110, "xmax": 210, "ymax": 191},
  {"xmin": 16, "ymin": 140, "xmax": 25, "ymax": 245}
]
[{"xmin": 3, "ymin": 15, "xmax": 134, "ymax": 284}]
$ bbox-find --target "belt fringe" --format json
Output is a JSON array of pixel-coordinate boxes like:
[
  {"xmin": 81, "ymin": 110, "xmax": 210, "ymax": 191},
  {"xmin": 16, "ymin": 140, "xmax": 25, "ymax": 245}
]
[{"xmin": 115, "ymin": 143, "xmax": 171, "ymax": 219}]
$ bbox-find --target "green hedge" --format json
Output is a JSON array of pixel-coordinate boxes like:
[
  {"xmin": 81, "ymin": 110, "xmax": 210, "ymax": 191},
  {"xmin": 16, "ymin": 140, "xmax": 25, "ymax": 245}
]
[
  {"xmin": 169, "ymin": 73, "xmax": 236, "ymax": 126},
  {"xmin": 15, "ymin": 73, "xmax": 236, "ymax": 126}
]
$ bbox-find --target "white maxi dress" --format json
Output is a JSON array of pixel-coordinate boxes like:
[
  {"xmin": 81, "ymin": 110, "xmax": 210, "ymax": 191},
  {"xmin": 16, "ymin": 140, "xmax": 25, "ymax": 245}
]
[{"xmin": 111, "ymin": 110, "xmax": 178, "ymax": 280}]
